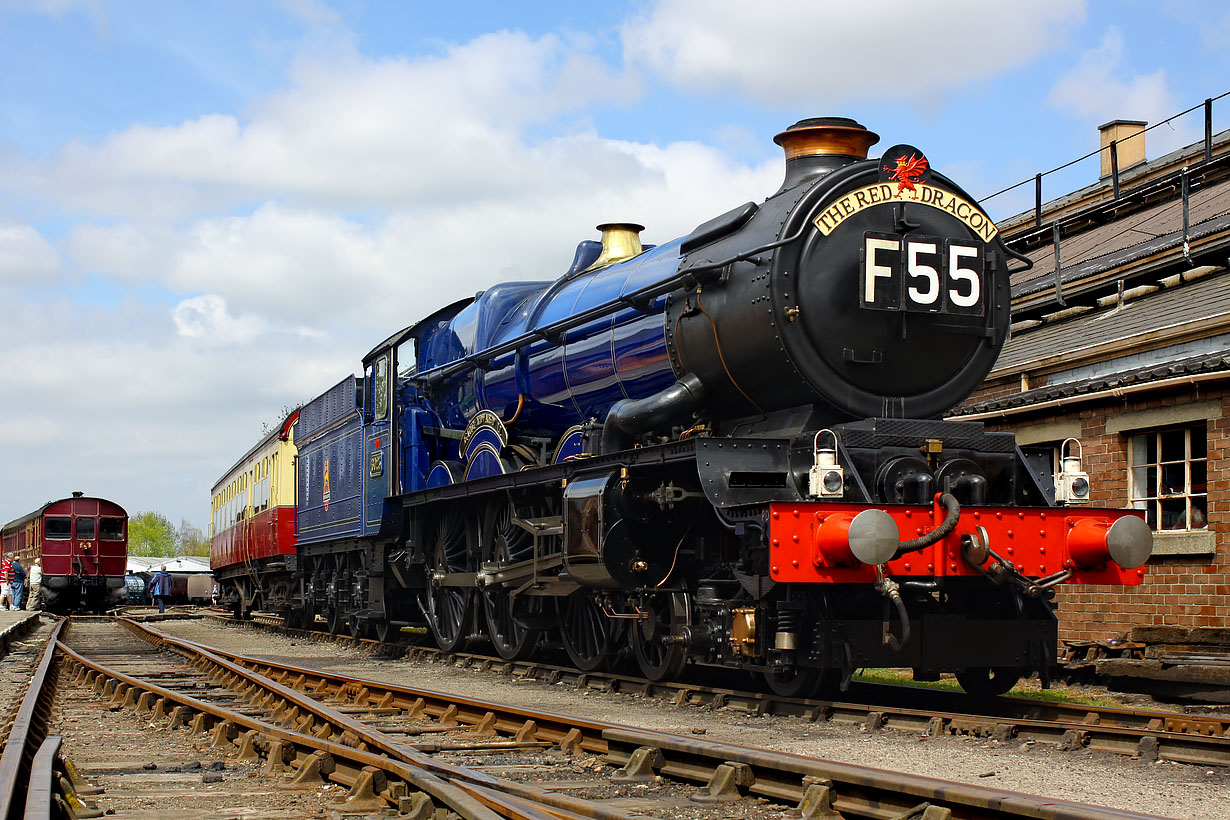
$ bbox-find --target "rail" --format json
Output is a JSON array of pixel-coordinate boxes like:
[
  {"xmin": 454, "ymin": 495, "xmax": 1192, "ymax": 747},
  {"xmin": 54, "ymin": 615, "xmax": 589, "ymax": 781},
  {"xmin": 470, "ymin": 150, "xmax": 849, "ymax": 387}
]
[
  {"xmin": 113, "ymin": 619, "xmax": 1177, "ymax": 819},
  {"xmin": 205, "ymin": 608, "xmax": 1230, "ymax": 768},
  {"xmin": 0, "ymin": 619, "xmax": 64, "ymax": 820}
]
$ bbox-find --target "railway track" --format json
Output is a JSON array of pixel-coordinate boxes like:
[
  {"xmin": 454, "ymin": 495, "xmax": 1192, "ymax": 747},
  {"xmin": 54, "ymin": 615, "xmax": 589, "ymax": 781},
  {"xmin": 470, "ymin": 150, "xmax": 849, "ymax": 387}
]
[
  {"xmin": 198, "ymin": 608, "xmax": 1230, "ymax": 769},
  {"xmin": 0, "ymin": 615, "xmax": 1184, "ymax": 820}
]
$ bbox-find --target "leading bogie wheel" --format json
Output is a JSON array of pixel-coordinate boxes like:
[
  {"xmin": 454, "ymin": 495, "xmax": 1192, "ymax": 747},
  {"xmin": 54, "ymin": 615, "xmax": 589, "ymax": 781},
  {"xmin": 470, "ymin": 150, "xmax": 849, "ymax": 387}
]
[
  {"xmin": 763, "ymin": 666, "xmax": 830, "ymax": 699},
  {"xmin": 630, "ymin": 592, "xmax": 689, "ymax": 681},
  {"xmin": 955, "ymin": 666, "xmax": 1022, "ymax": 697}
]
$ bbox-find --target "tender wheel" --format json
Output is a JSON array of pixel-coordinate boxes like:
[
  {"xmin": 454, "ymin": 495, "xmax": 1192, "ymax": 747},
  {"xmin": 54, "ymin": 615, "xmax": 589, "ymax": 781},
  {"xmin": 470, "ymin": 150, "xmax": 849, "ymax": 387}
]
[
  {"xmin": 424, "ymin": 505, "xmax": 475, "ymax": 652},
  {"xmin": 481, "ymin": 497, "xmax": 542, "ymax": 660},
  {"xmin": 763, "ymin": 667, "xmax": 829, "ymax": 699},
  {"xmin": 327, "ymin": 605, "xmax": 347, "ymax": 635},
  {"xmin": 283, "ymin": 606, "xmax": 307, "ymax": 630},
  {"xmin": 955, "ymin": 666, "xmax": 1021, "ymax": 697},
  {"xmin": 558, "ymin": 592, "xmax": 617, "ymax": 672},
  {"xmin": 631, "ymin": 593, "xmax": 688, "ymax": 681},
  {"xmin": 373, "ymin": 620, "xmax": 394, "ymax": 643}
]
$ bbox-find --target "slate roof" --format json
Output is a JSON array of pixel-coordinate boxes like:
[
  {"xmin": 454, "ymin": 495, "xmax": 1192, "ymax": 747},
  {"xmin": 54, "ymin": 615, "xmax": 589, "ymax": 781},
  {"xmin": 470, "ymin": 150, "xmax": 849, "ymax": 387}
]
[
  {"xmin": 958, "ymin": 350, "xmax": 1230, "ymax": 416},
  {"xmin": 991, "ymin": 271, "xmax": 1230, "ymax": 374},
  {"xmin": 1010, "ymin": 181, "xmax": 1230, "ymax": 301}
]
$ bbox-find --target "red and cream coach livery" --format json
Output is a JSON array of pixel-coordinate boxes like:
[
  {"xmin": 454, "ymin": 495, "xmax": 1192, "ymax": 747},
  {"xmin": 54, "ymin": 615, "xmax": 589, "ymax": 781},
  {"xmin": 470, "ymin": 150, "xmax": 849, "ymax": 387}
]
[
  {"xmin": 1, "ymin": 492, "xmax": 128, "ymax": 612},
  {"xmin": 209, "ymin": 409, "xmax": 299, "ymax": 615}
]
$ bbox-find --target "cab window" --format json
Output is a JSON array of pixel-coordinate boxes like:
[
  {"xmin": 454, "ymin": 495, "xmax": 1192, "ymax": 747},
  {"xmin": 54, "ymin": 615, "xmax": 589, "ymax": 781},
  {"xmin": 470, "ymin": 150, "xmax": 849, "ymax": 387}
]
[
  {"xmin": 374, "ymin": 355, "xmax": 389, "ymax": 419},
  {"xmin": 367, "ymin": 355, "xmax": 389, "ymax": 421},
  {"xmin": 396, "ymin": 337, "xmax": 418, "ymax": 378},
  {"xmin": 76, "ymin": 517, "xmax": 96, "ymax": 540}
]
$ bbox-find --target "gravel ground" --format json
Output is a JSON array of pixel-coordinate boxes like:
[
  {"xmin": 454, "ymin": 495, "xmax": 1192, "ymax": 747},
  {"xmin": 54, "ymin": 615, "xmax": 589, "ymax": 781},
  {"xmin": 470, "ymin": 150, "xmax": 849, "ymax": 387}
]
[{"xmin": 155, "ymin": 619, "xmax": 1230, "ymax": 820}]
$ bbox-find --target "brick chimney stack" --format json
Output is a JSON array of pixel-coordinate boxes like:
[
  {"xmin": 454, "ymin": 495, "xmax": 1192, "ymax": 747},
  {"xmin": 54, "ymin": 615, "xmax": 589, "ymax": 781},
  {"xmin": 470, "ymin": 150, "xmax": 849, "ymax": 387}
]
[{"xmin": 1099, "ymin": 120, "xmax": 1147, "ymax": 178}]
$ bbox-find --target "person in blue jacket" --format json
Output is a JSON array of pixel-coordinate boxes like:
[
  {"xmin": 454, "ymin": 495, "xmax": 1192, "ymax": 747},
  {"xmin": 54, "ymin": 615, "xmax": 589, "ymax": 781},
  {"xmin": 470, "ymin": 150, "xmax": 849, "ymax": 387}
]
[{"xmin": 149, "ymin": 566, "xmax": 172, "ymax": 613}]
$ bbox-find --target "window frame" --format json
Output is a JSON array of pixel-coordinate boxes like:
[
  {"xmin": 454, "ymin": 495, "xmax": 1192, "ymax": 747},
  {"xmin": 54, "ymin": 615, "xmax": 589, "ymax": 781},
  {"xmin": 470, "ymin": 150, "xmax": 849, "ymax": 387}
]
[
  {"xmin": 1127, "ymin": 422, "xmax": 1208, "ymax": 532},
  {"xmin": 44, "ymin": 516, "xmax": 72, "ymax": 540},
  {"xmin": 99, "ymin": 517, "xmax": 125, "ymax": 541}
]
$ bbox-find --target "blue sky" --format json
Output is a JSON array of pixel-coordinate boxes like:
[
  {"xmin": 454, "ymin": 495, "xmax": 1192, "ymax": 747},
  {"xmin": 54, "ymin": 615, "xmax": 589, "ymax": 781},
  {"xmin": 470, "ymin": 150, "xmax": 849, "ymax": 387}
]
[{"xmin": 2, "ymin": 0, "xmax": 1228, "ymax": 534}]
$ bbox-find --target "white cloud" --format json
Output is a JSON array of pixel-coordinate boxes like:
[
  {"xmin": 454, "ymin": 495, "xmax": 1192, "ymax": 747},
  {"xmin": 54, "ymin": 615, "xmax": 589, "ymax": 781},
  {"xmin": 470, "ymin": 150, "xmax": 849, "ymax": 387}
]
[
  {"xmin": 16, "ymin": 30, "xmax": 638, "ymax": 220},
  {"xmin": 171, "ymin": 294, "xmax": 262, "ymax": 342},
  {"xmin": 67, "ymin": 137, "xmax": 779, "ymax": 335},
  {"xmin": 0, "ymin": 222, "xmax": 60, "ymax": 283},
  {"xmin": 622, "ymin": 0, "xmax": 1084, "ymax": 106},
  {"xmin": 1048, "ymin": 28, "xmax": 1186, "ymax": 156},
  {"xmin": 279, "ymin": 0, "xmax": 342, "ymax": 28},
  {"xmin": 0, "ymin": 20, "xmax": 787, "ymax": 530},
  {"xmin": 0, "ymin": 295, "xmax": 354, "ymax": 525}
]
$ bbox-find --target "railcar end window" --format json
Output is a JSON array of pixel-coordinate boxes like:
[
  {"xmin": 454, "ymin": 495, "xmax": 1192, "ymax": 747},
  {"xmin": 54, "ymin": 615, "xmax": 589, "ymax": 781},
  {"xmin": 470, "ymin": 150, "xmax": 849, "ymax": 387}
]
[
  {"xmin": 100, "ymin": 517, "xmax": 124, "ymax": 540},
  {"xmin": 76, "ymin": 517, "xmax": 96, "ymax": 540},
  {"xmin": 45, "ymin": 516, "xmax": 71, "ymax": 539},
  {"xmin": 1129, "ymin": 422, "xmax": 1208, "ymax": 531}
]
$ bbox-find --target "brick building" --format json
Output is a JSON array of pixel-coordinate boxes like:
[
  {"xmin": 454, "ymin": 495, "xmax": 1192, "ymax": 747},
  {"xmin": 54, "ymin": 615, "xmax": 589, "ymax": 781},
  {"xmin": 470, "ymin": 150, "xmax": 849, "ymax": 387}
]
[{"xmin": 955, "ymin": 119, "xmax": 1230, "ymax": 641}]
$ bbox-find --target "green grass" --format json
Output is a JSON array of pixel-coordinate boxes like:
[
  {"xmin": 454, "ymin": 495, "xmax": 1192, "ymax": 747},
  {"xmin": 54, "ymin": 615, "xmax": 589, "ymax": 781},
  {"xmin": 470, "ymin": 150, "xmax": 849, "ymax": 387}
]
[{"xmin": 852, "ymin": 668, "xmax": 1126, "ymax": 707}]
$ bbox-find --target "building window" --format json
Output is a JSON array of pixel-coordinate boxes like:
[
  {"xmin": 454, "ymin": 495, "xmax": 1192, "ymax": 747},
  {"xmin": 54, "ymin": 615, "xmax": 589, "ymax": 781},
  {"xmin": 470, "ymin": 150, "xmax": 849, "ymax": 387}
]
[{"xmin": 1128, "ymin": 422, "xmax": 1207, "ymax": 531}]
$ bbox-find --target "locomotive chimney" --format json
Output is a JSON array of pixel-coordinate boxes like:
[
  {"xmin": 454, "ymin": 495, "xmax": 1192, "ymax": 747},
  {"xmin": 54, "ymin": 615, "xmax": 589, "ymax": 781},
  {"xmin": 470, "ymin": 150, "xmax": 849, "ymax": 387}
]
[
  {"xmin": 586, "ymin": 222, "xmax": 645, "ymax": 270},
  {"xmin": 72, "ymin": 491, "xmax": 84, "ymax": 498},
  {"xmin": 773, "ymin": 117, "xmax": 879, "ymax": 191}
]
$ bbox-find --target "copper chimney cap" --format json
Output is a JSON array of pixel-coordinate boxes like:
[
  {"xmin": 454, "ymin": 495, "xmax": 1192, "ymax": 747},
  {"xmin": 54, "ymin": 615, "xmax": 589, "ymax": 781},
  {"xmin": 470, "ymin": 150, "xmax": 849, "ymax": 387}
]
[{"xmin": 773, "ymin": 117, "xmax": 880, "ymax": 160}]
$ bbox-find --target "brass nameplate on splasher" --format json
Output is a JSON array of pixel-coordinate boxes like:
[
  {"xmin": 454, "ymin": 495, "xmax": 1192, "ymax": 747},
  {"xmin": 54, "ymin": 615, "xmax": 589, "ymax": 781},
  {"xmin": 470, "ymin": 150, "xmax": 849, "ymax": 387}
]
[{"xmin": 812, "ymin": 182, "xmax": 998, "ymax": 242}]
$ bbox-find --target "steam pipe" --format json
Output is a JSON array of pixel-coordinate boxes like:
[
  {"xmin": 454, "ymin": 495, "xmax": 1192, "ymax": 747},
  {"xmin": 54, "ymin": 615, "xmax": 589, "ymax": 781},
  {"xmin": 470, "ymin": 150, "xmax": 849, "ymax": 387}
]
[{"xmin": 600, "ymin": 373, "xmax": 706, "ymax": 454}]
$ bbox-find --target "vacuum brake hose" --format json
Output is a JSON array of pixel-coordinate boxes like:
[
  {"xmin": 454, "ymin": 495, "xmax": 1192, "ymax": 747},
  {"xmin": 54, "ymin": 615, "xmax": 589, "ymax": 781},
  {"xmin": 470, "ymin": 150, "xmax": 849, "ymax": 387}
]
[{"xmin": 892, "ymin": 492, "xmax": 960, "ymax": 560}]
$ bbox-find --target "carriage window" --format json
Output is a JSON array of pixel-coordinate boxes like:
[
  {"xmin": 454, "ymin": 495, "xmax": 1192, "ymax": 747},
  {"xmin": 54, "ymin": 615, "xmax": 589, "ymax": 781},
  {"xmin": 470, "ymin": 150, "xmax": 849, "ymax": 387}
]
[
  {"xmin": 45, "ymin": 516, "xmax": 71, "ymax": 540},
  {"xmin": 100, "ymin": 517, "xmax": 124, "ymax": 540},
  {"xmin": 76, "ymin": 517, "xmax": 96, "ymax": 540}
]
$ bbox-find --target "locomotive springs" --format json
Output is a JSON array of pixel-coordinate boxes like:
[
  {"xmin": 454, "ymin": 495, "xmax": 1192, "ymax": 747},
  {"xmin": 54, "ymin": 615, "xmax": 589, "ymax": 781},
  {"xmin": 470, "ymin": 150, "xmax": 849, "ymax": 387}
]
[{"xmin": 210, "ymin": 118, "xmax": 1153, "ymax": 697}]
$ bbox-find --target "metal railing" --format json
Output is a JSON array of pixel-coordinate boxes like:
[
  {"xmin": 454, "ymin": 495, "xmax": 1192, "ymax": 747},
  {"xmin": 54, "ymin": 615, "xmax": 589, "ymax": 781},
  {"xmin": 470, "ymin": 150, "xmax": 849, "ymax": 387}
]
[{"xmin": 982, "ymin": 92, "xmax": 1230, "ymax": 229}]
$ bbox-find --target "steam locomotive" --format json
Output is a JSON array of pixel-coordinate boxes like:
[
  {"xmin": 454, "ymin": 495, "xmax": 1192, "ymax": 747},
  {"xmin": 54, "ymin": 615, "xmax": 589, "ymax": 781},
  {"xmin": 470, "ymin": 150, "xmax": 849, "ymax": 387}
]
[{"xmin": 212, "ymin": 118, "xmax": 1152, "ymax": 696}]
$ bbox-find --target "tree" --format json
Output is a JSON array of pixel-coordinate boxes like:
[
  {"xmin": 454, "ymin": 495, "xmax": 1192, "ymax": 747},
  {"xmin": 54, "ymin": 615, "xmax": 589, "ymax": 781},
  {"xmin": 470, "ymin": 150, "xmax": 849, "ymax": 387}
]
[
  {"xmin": 179, "ymin": 519, "xmax": 209, "ymax": 557},
  {"xmin": 128, "ymin": 511, "xmax": 177, "ymax": 557},
  {"xmin": 260, "ymin": 404, "xmax": 302, "ymax": 437}
]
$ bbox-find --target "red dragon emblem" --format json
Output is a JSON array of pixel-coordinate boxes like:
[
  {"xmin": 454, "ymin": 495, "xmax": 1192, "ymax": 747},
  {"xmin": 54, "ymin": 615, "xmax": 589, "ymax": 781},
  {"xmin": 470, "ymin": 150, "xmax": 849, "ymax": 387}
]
[{"xmin": 885, "ymin": 153, "xmax": 928, "ymax": 197}]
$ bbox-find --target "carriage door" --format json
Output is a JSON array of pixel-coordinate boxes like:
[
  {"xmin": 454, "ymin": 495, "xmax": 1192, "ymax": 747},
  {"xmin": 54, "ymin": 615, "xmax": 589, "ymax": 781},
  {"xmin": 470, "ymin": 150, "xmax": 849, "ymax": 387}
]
[{"xmin": 362, "ymin": 351, "xmax": 393, "ymax": 535}]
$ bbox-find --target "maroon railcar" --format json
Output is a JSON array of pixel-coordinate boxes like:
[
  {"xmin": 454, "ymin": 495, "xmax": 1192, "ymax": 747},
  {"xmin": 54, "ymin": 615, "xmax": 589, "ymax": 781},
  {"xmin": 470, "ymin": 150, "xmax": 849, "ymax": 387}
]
[{"xmin": 1, "ymin": 492, "xmax": 128, "ymax": 612}]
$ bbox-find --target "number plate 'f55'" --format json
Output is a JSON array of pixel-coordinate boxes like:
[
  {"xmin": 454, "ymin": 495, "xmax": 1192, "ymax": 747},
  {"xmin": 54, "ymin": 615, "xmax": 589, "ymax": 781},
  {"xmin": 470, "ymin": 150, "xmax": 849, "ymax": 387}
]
[{"xmin": 862, "ymin": 232, "xmax": 984, "ymax": 316}]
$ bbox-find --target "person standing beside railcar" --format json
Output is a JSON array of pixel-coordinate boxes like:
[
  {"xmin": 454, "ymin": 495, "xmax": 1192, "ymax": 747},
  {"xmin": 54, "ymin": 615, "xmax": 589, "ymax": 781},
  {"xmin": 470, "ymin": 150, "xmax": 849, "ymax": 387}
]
[
  {"xmin": 150, "ymin": 566, "xmax": 172, "ymax": 614},
  {"xmin": 10, "ymin": 559, "xmax": 25, "ymax": 610},
  {"xmin": 27, "ymin": 559, "xmax": 42, "ymax": 611},
  {"xmin": 0, "ymin": 557, "xmax": 11, "ymax": 610}
]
